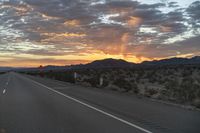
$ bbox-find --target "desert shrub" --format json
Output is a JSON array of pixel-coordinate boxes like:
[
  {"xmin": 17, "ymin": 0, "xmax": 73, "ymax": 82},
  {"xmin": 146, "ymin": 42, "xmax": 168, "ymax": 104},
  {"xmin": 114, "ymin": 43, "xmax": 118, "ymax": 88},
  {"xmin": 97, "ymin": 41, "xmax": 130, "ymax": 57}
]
[
  {"xmin": 165, "ymin": 79, "xmax": 180, "ymax": 99},
  {"xmin": 179, "ymin": 82, "xmax": 194, "ymax": 102},
  {"xmin": 131, "ymin": 82, "xmax": 139, "ymax": 94},
  {"xmin": 158, "ymin": 78, "xmax": 165, "ymax": 84},
  {"xmin": 113, "ymin": 77, "xmax": 132, "ymax": 92},
  {"xmin": 149, "ymin": 76, "xmax": 157, "ymax": 83},
  {"xmin": 83, "ymin": 76, "xmax": 99, "ymax": 87},
  {"xmin": 192, "ymin": 99, "xmax": 200, "ymax": 108},
  {"xmin": 161, "ymin": 89, "xmax": 170, "ymax": 98},
  {"xmin": 165, "ymin": 79, "xmax": 179, "ymax": 91},
  {"xmin": 0, "ymin": 72, "xmax": 5, "ymax": 75},
  {"xmin": 144, "ymin": 87, "xmax": 158, "ymax": 97},
  {"xmin": 182, "ymin": 69, "xmax": 192, "ymax": 77},
  {"xmin": 42, "ymin": 71, "xmax": 75, "ymax": 83}
]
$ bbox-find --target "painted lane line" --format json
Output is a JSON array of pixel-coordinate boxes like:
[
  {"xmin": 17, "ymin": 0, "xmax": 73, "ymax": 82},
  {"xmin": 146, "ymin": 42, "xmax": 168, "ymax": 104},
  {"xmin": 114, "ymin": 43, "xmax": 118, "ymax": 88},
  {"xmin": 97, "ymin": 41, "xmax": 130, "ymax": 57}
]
[
  {"xmin": 6, "ymin": 77, "xmax": 10, "ymax": 85},
  {"xmin": 3, "ymin": 89, "xmax": 6, "ymax": 94},
  {"xmin": 7, "ymin": 78, "xmax": 10, "ymax": 83},
  {"xmin": 24, "ymin": 76, "xmax": 152, "ymax": 133}
]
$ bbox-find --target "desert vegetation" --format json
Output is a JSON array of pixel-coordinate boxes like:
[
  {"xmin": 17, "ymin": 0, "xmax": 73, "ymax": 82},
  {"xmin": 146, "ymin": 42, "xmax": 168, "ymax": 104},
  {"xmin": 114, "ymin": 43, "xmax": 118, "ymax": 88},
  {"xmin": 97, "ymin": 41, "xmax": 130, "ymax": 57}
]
[
  {"xmin": 0, "ymin": 72, "xmax": 6, "ymax": 75},
  {"xmin": 25, "ymin": 65, "xmax": 200, "ymax": 109}
]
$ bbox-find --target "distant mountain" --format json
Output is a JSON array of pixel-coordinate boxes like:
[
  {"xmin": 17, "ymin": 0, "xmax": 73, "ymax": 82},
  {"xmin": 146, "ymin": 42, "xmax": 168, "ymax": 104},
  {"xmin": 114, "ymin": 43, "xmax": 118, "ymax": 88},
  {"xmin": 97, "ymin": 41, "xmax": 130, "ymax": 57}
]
[
  {"xmin": 78, "ymin": 58, "xmax": 135, "ymax": 68},
  {"xmin": 142, "ymin": 56, "xmax": 200, "ymax": 65},
  {"xmin": 0, "ymin": 67, "xmax": 13, "ymax": 72},
  {"xmin": 14, "ymin": 59, "xmax": 134, "ymax": 71},
  {"xmin": 41, "ymin": 65, "xmax": 68, "ymax": 71},
  {"xmin": 13, "ymin": 65, "xmax": 69, "ymax": 72},
  {"xmin": 1, "ymin": 56, "xmax": 200, "ymax": 72}
]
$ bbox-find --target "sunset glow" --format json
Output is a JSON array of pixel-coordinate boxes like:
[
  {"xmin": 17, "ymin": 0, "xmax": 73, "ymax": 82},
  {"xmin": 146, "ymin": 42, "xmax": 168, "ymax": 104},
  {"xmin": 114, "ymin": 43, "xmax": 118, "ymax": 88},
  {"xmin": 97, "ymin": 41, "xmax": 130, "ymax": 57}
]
[{"xmin": 0, "ymin": 0, "xmax": 200, "ymax": 67}]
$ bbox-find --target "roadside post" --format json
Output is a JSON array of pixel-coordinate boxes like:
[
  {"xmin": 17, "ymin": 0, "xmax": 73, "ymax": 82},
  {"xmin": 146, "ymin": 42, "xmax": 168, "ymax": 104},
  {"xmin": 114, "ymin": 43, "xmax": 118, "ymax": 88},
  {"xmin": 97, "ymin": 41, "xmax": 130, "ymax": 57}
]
[
  {"xmin": 99, "ymin": 76, "xmax": 103, "ymax": 86},
  {"xmin": 74, "ymin": 72, "xmax": 77, "ymax": 83}
]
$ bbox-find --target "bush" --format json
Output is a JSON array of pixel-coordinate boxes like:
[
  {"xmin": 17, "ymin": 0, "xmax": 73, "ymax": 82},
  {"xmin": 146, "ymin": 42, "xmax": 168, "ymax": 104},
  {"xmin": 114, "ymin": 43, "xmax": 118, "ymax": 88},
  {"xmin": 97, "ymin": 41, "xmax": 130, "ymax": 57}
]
[
  {"xmin": 113, "ymin": 77, "xmax": 132, "ymax": 92},
  {"xmin": 192, "ymin": 99, "xmax": 200, "ymax": 108},
  {"xmin": 144, "ymin": 88, "xmax": 158, "ymax": 97},
  {"xmin": 132, "ymin": 83, "xmax": 139, "ymax": 94}
]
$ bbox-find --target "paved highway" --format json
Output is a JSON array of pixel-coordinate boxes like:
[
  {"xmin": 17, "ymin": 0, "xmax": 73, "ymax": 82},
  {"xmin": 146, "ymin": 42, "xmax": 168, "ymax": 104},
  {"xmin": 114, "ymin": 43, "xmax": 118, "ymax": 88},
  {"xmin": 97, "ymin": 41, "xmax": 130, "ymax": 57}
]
[{"xmin": 0, "ymin": 72, "xmax": 200, "ymax": 133}]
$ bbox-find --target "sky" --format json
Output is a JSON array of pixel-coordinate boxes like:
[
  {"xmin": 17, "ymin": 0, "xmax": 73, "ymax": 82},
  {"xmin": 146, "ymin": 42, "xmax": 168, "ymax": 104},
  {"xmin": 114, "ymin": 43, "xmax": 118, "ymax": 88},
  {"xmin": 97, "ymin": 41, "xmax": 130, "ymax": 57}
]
[{"xmin": 0, "ymin": 0, "xmax": 200, "ymax": 67}]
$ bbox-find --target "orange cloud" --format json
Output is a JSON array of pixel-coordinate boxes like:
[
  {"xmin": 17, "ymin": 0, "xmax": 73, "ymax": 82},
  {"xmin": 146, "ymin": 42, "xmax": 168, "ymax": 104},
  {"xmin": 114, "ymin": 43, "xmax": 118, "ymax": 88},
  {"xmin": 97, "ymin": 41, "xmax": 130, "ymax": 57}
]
[
  {"xmin": 40, "ymin": 32, "xmax": 86, "ymax": 43},
  {"xmin": 40, "ymin": 13, "xmax": 60, "ymax": 20},
  {"xmin": 0, "ymin": 59, "xmax": 91, "ymax": 67},
  {"xmin": 62, "ymin": 32, "xmax": 86, "ymax": 37},
  {"xmin": 127, "ymin": 16, "xmax": 142, "ymax": 27},
  {"xmin": 120, "ymin": 33, "xmax": 131, "ymax": 55},
  {"xmin": 1, "ymin": 4, "xmax": 32, "ymax": 15},
  {"xmin": 160, "ymin": 25, "xmax": 172, "ymax": 32},
  {"xmin": 64, "ymin": 20, "xmax": 80, "ymax": 27},
  {"xmin": 42, "ymin": 32, "xmax": 86, "ymax": 38}
]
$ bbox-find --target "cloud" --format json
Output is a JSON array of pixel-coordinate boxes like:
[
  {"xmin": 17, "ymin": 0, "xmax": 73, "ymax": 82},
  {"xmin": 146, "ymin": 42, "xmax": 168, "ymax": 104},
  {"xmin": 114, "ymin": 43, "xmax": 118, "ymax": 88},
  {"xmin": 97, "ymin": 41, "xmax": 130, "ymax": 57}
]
[
  {"xmin": 126, "ymin": 35, "xmax": 200, "ymax": 58},
  {"xmin": 187, "ymin": 1, "xmax": 200, "ymax": 21},
  {"xmin": 167, "ymin": 2, "xmax": 179, "ymax": 8},
  {"xmin": 0, "ymin": 0, "xmax": 200, "ymax": 66},
  {"xmin": 0, "ymin": 57, "xmax": 90, "ymax": 67},
  {"xmin": 186, "ymin": 1, "xmax": 200, "ymax": 29}
]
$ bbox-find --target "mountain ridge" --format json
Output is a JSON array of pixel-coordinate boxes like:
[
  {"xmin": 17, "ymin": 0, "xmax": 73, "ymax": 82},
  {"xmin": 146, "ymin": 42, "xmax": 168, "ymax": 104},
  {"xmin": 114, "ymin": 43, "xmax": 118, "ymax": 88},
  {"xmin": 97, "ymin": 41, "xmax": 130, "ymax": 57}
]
[
  {"xmin": 142, "ymin": 56, "xmax": 200, "ymax": 65},
  {"xmin": 1, "ymin": 56, "xmax": 200, "ymax": 72}
]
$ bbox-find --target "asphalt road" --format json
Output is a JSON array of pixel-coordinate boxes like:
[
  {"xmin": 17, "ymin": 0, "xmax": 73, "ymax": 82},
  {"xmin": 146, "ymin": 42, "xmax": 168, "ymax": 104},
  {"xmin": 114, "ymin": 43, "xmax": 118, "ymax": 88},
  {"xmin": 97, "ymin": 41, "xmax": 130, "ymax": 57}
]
[{"xmin": 0, "ymin": 72, "xmax": 200, "ymax": 133}]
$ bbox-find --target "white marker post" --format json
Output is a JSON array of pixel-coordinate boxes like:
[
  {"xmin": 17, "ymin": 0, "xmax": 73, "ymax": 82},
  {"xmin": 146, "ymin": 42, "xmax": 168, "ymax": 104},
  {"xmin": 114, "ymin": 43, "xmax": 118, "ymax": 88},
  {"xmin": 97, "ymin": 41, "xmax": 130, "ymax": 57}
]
[
  {"xmin": 74, "ymin": 72, "xmax": 77, "ymax": 83},
  {"xmin": 99, "ymin": 77, "xmax": 103, "ymax": 86}
]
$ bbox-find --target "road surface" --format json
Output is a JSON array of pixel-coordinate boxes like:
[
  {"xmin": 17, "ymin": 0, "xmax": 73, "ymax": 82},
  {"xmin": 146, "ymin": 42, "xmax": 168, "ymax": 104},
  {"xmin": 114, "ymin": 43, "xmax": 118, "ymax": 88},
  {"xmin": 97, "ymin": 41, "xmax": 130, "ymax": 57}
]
[{"xmin": 0, "ymin": 72, "xmax": 200, "ymax": 133}]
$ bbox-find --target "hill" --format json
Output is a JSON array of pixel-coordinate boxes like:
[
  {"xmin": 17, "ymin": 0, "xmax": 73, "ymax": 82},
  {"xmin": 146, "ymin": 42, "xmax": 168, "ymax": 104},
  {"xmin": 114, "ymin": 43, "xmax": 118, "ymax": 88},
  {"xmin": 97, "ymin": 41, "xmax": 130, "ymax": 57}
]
[
  {"xmin": 80, "ymin": 58, "xmax": 135, "ymax": 68},
  {"xmin": 1, "ymin": 56, "xmax": 200, "ymax": 72},
  {"xmin": 0, "ymin": 67, "xmax": 14, "ymax": 72},
  {"xmin": 142, "ymin": 56, "xmax": 200, "ymax": 65}
]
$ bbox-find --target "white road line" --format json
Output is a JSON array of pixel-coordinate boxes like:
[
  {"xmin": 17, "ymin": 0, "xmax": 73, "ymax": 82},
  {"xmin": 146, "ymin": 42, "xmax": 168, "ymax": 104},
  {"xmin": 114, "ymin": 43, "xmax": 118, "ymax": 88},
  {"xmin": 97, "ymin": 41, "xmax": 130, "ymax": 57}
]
[
  {"xmin": 3, "ymin": 89, "xmax": 6, "ymax": 94},
  {"xmin": 6, "ymin": 77, "xmax": 10, "ymax": 85},
  {"xmin": 23, "ymin": 76, "xmax": 152, "ymax": 133}
]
